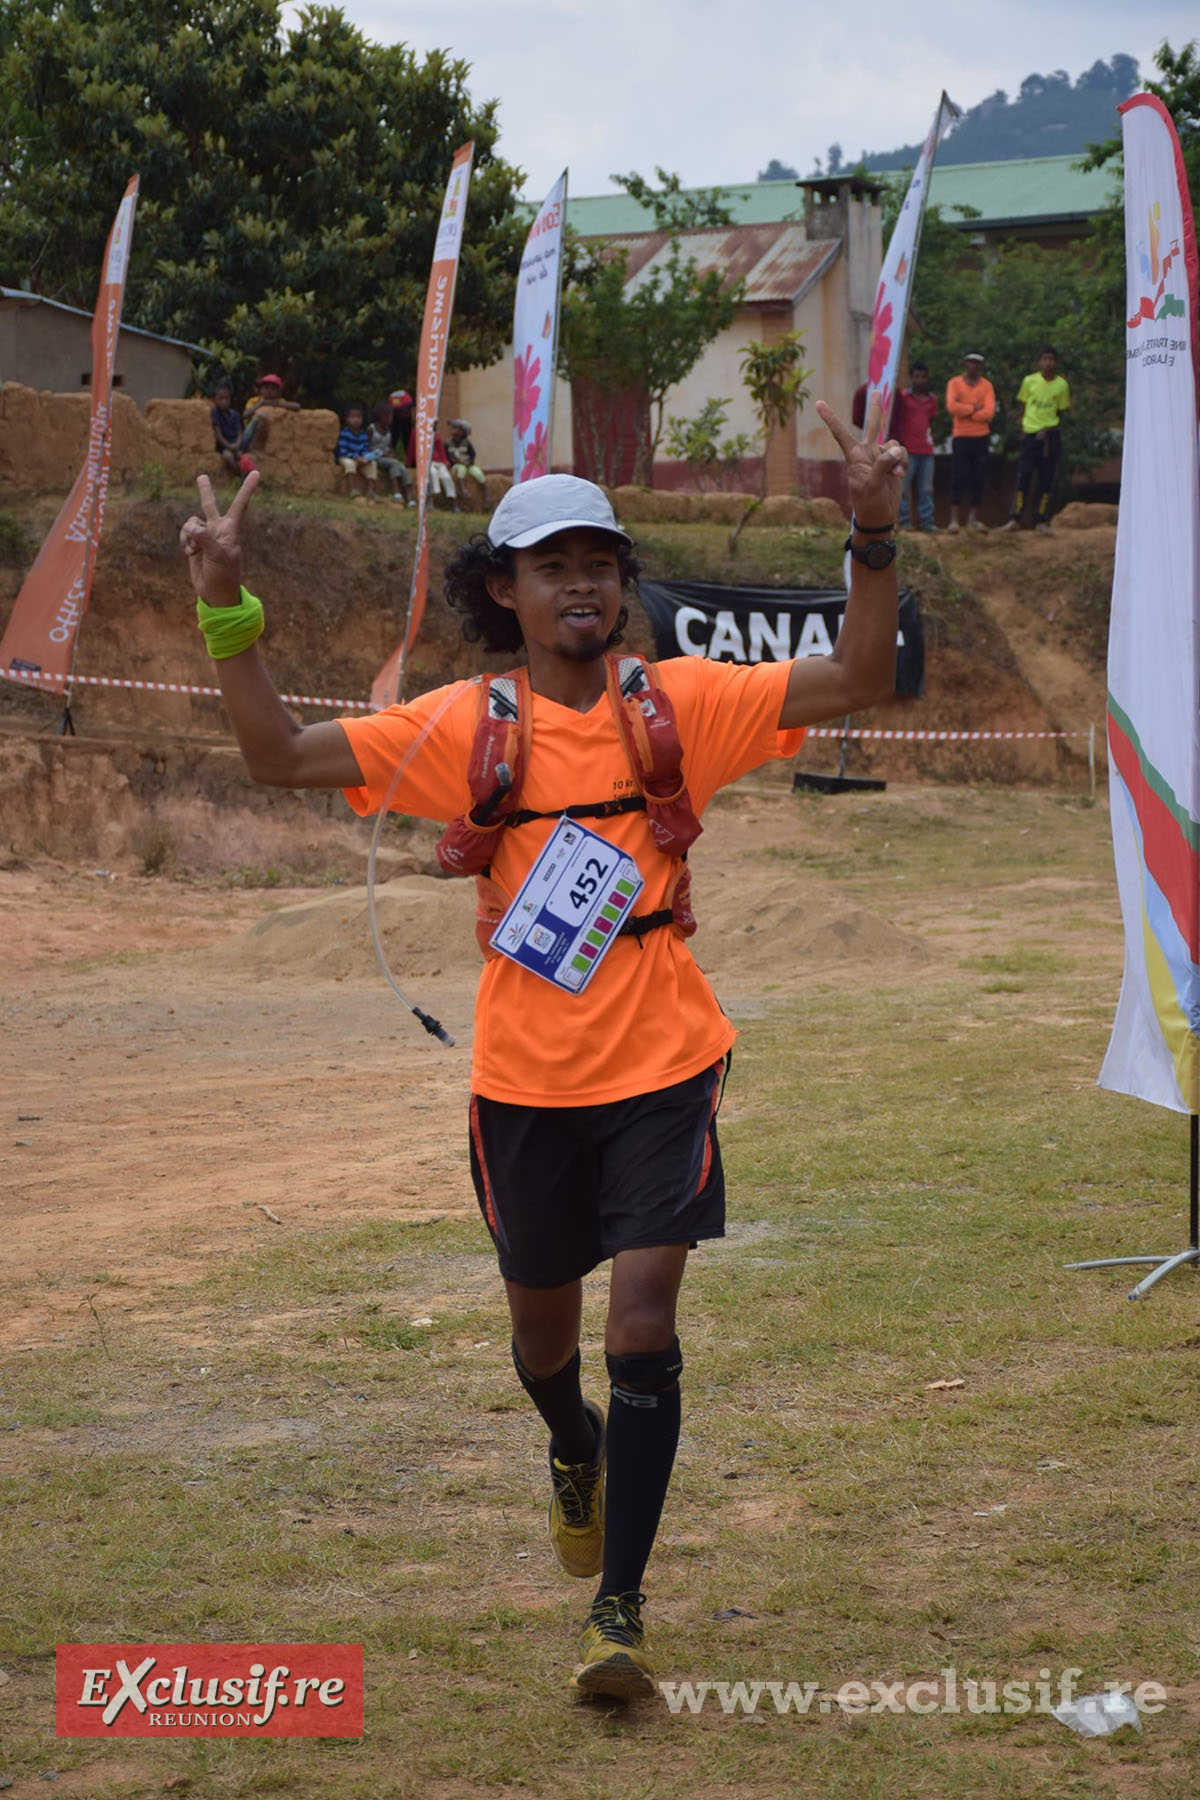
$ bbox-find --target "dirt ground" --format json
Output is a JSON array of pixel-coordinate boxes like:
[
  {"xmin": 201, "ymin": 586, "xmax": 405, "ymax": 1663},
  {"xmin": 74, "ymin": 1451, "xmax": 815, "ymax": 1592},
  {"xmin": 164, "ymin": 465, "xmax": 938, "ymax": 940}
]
[
  {"xmin": 0, "ymin": 499, "xmax": 1116, "ymax": 1360},
  {"xmin": 0, "ymin": 769, "xmax": 1112, "ymax": 1368}
]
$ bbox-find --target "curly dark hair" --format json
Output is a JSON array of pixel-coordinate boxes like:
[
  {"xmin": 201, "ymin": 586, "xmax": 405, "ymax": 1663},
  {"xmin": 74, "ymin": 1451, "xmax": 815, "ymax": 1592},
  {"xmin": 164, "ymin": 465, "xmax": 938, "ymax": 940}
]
[{"xmin": 444, "ymin": 532, "xmax": 643, "ymax": 654}]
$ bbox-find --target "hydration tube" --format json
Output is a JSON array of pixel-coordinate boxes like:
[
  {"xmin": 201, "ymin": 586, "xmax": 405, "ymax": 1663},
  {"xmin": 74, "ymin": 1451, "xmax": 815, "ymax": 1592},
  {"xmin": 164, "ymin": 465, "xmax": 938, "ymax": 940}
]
[{"xmin": 364, "ymin": 675, "xmax": 483, "ymax": 1047}]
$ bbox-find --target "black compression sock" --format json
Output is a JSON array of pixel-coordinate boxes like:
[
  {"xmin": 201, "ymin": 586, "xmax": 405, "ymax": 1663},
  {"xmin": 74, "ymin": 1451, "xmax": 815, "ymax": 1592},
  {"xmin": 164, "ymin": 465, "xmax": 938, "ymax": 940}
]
[
  {"xmin": 511, "ymin": 1341, "xmax": 597, "ymax": 1465},
  {"xmin": 597, "ymin": 1368, "xmax": 681, "ymax": 1599}
]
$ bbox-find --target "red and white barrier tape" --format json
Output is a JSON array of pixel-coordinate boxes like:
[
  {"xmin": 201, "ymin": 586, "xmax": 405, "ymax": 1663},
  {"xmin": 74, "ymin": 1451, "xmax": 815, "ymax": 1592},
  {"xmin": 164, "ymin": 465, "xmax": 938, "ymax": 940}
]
[
  {"xmin": 2, "ymin": 667, "xmax": 373, "ymax": 711},
  {"xmin": 2, "ymin": 667, "xmax": 1088, "ymax": 741},
  {"xmin": 806, "ymin": 726, "xmax": 1084, "ymax": 741}
]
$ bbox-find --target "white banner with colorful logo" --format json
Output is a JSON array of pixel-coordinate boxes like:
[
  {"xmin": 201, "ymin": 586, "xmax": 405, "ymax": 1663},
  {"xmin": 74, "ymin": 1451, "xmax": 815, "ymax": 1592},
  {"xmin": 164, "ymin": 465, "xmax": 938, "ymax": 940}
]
[
  {"xmin": 372, "ymin": 141, "xmax": 474, "ymax": 711},
  {"xmin": 513, "ymin": 170, "xmax": 567, "ymax": 483},
  {"xmin": 865, "ymin": 93, "xmax": 958, "ymax": 432},
  {"xmin": 1099, "ymin": 94, "xmax": 1200, "ymax": 1113},
  {"xmin": 0, "ymin": 175, "xmax": 139, "ymax": 694}
]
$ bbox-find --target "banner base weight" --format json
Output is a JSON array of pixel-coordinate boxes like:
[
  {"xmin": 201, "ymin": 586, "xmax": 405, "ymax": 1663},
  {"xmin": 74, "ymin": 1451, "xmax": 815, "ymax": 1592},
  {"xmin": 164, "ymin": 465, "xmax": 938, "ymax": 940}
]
[{"xmin": 793, "ymin": 772, "xmax": 887, "ymax": 795}]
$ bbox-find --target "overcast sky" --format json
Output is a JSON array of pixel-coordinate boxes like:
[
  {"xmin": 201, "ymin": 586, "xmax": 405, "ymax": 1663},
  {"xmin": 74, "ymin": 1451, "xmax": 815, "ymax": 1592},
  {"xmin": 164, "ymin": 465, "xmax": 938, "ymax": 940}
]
[{"xmin": 282, "ymin": 2, "xmax": 1196, "ymax": 201}]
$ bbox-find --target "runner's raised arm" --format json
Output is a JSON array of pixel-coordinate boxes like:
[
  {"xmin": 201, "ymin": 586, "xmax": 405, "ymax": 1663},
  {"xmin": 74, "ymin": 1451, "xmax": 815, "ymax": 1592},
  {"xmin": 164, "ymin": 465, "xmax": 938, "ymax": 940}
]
[
  {"xmin": 179, "ymin": 472, "xmax": 363, "ymax": 790},
  {"xmin": 777, "ymin": 391, "xmax": 905, "ymax": 729}
]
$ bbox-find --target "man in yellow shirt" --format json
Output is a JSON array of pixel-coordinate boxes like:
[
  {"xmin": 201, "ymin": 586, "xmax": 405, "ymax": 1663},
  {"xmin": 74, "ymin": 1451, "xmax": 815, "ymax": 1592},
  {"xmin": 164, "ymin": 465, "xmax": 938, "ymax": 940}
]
[{"xmin": 1002, "ymin": 347, "xmax": 1071, "ymax": 533}]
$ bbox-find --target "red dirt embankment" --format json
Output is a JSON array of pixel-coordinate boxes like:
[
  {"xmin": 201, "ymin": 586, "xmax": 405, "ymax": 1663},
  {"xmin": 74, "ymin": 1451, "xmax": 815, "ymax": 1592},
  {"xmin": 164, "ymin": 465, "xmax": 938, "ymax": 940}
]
[{"xmin": 0, "ymin": 485, "xmax": 1113, "ymax": 873}]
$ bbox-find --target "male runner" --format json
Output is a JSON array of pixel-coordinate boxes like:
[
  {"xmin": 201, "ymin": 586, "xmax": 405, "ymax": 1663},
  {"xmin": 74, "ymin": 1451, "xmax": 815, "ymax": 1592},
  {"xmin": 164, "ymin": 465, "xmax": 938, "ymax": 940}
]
[{"xmin": 179, "ymin": 395, "xmax": 906, "ymax": 1700}]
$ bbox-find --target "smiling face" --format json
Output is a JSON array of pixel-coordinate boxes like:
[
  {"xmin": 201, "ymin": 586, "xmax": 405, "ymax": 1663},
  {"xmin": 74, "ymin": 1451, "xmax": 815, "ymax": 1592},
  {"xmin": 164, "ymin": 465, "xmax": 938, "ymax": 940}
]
[{"xmin": 486, "ymin": 528, "xmax": 624, "ymax": 666}]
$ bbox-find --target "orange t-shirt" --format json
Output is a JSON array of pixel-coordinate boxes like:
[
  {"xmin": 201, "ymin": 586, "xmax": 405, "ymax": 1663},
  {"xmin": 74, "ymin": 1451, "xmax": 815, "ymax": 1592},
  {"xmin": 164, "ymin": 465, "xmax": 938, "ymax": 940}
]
[
  {"xmin": 340, "ymin": 656, "xmax": 804, "ymax": 1106},
  {"xmin": 945, "ymin": 374, "xmax": 995, "ymax": 438}
]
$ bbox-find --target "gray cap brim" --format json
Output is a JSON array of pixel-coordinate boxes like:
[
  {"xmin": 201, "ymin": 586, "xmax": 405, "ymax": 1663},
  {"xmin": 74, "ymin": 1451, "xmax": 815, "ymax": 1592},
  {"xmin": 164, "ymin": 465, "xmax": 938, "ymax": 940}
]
[{"xmin": 494, "ymin": 517, "xmax": 633, "ymax": 551}]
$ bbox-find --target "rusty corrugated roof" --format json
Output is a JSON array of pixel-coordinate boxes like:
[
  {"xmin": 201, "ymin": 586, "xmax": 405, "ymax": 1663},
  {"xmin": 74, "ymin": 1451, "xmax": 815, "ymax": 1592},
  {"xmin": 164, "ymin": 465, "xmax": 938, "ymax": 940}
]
[{"xmin": 597, "ymin": 224, "xmax": 842, "ymax": 306}]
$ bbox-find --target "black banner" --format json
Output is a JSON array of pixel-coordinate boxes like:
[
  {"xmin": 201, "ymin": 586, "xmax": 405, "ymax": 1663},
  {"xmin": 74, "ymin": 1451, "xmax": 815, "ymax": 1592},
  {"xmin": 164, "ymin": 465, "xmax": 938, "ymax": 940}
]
[{"xmin": 638, "ymin": 579, "xmax": 924, "ymax": 698}]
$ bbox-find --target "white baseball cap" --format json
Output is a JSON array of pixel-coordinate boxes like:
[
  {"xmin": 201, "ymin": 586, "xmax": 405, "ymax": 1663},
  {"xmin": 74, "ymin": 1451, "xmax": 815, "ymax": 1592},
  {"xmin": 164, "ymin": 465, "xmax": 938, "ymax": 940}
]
[{"xmin": 487, "ymin": 474, "xmax": 632, "ymax": 551}]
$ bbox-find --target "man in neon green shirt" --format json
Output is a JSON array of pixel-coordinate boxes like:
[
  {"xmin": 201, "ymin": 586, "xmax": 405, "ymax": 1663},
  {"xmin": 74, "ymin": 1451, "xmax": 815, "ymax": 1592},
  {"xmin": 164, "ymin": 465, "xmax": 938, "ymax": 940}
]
[{"xmin": 1002, "ymin": 347, "xmax": 1071, "ymax": 532}]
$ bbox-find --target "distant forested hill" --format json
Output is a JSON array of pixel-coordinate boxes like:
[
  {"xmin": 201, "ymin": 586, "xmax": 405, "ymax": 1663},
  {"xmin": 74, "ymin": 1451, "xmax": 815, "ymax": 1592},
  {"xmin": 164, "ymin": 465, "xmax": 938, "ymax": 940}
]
[{"xmin": 863, "ymin": 55, "xmax": 1138, "ymax": 168}]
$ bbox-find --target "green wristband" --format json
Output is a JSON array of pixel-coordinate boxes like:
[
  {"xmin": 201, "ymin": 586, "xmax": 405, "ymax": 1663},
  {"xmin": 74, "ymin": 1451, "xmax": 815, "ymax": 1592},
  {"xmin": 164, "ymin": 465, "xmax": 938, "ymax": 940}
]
[{"xmin": 196, "ymin": 587, "xmax": 265, "ymax": 659}]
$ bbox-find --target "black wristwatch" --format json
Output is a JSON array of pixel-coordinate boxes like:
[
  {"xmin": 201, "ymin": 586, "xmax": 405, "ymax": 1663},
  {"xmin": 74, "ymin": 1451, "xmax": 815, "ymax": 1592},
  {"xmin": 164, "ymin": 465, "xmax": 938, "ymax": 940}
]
[{"xmin": 844, "ymin": 531, "xmax": 897, "ymax": 570}]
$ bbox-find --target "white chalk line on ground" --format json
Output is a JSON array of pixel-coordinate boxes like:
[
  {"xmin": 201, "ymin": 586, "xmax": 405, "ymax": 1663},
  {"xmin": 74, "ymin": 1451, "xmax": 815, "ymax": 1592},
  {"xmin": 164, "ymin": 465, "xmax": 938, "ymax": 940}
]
[{"xmin": 0, "ymin": 667, "xmax": 1089, "ymax": 741}]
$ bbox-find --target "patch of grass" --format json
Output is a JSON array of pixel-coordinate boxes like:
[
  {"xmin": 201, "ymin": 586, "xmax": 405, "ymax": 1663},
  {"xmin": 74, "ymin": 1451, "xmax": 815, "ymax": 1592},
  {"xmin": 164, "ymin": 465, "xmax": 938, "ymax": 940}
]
[
  {"xmin": 3, "ymin": 789, "xmax": 1197, "ymax": 1797},
  {"xmin": 0, "ymin": 505, "xmax": 30, "ymax": 566},
  {"xmin": 133, "ymin": 820, "xmax": 176, "ymax": 876},
  {"xmin": 138, "ymin": 458, "xmax": 167, "ymax": 502},
  {"xmin": 222, "ymin": 862, "xmax": 350, "ymax": 888}
]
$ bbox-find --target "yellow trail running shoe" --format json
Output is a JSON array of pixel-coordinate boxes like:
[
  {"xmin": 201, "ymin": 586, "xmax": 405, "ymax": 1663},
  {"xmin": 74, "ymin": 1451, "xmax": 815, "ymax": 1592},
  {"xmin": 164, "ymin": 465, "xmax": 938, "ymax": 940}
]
[
  {"xmin": 571, "ymin": 1590, "xmax": 657, "ymax": 1700},
  {"xmin": 548, "ymin": 1398, "xmax": 605, "ymax": 1578}
]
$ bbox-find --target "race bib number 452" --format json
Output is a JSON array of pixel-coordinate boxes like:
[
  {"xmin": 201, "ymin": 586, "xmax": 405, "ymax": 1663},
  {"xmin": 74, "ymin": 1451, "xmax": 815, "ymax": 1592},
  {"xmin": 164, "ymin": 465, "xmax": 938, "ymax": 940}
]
[{"xmin": 490, "ymin": 815, "xmax": 644, "ymax": 992}]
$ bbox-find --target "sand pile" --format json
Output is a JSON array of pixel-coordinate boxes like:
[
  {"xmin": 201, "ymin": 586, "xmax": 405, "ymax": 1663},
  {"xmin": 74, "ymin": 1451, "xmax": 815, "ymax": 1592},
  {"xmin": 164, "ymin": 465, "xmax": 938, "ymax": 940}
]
[
  {"xmin": 233, "ymin": 856, "xmax": 930, "ymax": 1001},
  {"xmin": 695, "ymin": 866, "xmax": 930, "ymax": 992},
  {"xmin": 234, "ymin": 874, "xmax": 479, "ymax": 985}
]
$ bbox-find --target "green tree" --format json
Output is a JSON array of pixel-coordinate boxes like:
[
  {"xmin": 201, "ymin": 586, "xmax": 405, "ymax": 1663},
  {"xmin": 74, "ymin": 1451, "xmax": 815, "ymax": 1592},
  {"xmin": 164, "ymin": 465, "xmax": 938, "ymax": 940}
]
[
  {"xmin": 864, "ymin": 54, "xmax": 1140, "ymax": 169},
  {"xmin": 0, "ymin": 0, "xmax": 525, "ymax": 409},
  {"xmin": 878, "ymin": 168, "xmax": 1123, "ymax": 486},
  {"xmin": 662, "ymin": 398, "xmax": 753, "ymax": 490},
  {"xmin": 558, "ymin": 170, "xmax": 743, "ymax": 486},
  {"xmin": 729, "ymin": 328, "xmax": 812, "ymax": 549}
]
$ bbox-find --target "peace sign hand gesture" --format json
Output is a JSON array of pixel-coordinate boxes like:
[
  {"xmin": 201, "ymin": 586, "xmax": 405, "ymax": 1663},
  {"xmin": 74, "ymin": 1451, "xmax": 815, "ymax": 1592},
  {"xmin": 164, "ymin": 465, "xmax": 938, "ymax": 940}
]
[
  {"xmin": 179, "ymin": 471, "xmax": 259, "ymax": 607},
  {"xmin": 816, "ymin": 391, "xmax": 907, "ymax": 526}
]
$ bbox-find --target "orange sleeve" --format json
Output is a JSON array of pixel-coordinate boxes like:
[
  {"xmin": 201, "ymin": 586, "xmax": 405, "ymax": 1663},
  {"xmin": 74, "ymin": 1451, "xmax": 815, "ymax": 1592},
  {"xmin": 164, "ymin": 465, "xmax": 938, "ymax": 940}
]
[
  {"xmin": 658, "ymin": 657, "xmax": 805, "ymax": 812},
  {"xmin": 945, "ymin": 377, "xmax": 970, "ymax": 418},
  {"xmin": 337, "ymin": 679, "xmax": 477, "ymax": 821}
]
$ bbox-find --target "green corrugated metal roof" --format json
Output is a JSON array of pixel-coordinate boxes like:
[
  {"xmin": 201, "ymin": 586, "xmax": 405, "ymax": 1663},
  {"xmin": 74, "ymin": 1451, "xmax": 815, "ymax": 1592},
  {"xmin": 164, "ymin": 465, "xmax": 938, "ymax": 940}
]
[
  {"xmin": 926, "ymin": 155, "xmax": 1121, "ymax": 225},
  {"xmin": 558, "ymin": 155, "xmax": 1121, "ymax": 237}
]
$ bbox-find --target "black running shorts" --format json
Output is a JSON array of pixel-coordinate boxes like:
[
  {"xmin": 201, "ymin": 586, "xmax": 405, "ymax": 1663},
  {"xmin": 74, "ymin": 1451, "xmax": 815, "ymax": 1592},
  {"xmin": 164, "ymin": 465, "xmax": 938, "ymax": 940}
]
[{"xmin": 468, "ymin": 1055, "xmax": 730, "ymax": 1288}]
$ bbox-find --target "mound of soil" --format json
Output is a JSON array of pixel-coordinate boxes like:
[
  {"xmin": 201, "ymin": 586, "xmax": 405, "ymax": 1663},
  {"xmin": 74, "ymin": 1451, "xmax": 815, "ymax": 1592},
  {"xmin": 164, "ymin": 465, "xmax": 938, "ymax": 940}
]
[{"xmin": 0, "ymin": 491, "xmax": 1113, "ymax": 874}]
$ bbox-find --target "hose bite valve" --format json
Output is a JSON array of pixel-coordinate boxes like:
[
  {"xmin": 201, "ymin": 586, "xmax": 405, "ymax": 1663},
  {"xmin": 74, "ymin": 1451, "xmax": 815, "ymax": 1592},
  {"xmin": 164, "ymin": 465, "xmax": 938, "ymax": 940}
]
[{"xmin": 413, "ymin": 1007, "xmax": 454, "ymax": 1047}]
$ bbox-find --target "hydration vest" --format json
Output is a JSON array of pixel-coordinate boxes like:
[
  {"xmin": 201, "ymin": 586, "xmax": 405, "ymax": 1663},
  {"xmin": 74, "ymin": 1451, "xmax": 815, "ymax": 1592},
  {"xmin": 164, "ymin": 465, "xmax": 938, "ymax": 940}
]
[{"xmin": 436, "ymin": 654, "xmax": 702, "ymax": 959}]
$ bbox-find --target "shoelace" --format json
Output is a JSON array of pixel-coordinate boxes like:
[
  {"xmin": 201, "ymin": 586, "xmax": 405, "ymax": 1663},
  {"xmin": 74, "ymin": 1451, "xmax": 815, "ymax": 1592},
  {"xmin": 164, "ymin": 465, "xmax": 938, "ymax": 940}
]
[
  {"xmin": 553, "ymin": 1456, "xmax": 601, "ymax": 1527},
  {"xmin": 589, "ymin": 1591, "xmax": 646, "ymax": 1645}
]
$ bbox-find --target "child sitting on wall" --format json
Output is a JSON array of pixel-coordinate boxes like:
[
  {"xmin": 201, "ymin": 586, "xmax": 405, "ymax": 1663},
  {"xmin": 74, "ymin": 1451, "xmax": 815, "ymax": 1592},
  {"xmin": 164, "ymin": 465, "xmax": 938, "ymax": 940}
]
[
  {"xmin": 334, "ymin": 403, "xmax": 377, "ymax": 502},
  {"xmin": 446, "ymin": 419, "xmax": 489, "ymax": 510},
  {"xmin": 369, "ymin": 400, "xmax": 413, "ymax": 504},
  {"xmin": 211, "ymin": 384, "xmax": 245, "ymax": 479}
]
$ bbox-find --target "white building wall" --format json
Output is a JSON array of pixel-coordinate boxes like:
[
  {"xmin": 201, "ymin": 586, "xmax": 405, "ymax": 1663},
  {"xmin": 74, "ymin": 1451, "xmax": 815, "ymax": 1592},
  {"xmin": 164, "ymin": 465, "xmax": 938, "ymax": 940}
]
[{"xmin": 456, "ymin": 351, "xmax": 573, "ymax": 474}]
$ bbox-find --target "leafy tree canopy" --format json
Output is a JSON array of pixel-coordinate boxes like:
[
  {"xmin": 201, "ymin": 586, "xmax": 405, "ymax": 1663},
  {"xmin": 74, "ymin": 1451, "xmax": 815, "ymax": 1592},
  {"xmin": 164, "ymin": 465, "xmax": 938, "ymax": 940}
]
[
  {"xmin": 757, "ymin": 158, "xmax": 799, "ymax": 183},
  {"xmin": 560, "ymin": 170, "xmax": 743, "ymax": 486},
  {"xmin": 0, "ymin": 0, "xmax": 526, "ymax": 409},
  {"xmin": 794, "ymin": 55, "xmax": 1140, "ymax": 174},
  {"xmin": 899, "ymin": 205, "xmax": 1124, "ymax": 473},
  {"xmin": 874, "ymin": 41, "xmax": 1199, "ymax": 483}
]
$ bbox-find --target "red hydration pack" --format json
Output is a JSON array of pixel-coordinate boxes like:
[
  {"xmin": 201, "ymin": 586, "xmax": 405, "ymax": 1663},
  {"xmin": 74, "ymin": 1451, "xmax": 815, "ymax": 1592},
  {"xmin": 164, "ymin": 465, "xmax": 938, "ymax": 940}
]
[{"xmin": 436, "ymin": 655, "xmax": 702, "ymax": 957}]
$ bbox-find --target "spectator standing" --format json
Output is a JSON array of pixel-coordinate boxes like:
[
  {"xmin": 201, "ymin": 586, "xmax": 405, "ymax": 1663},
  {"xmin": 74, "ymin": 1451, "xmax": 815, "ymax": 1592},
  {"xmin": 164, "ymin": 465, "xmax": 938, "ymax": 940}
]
[
  {"xmin": 210, "ymin": 384, "xmax": 244, "ymax": 479},
  {"xmin": 945, "ymin": 351, "xmax": 995, "ymax": 532},
  {"xmin": 240, "ymin": 373, "xmax": 300, "ymax": 460},
  {"xmin": 369, "ymin": 401, "xmax": 413, "ymax": 504},
  {"xmin": 389, "ymin": 389, "xmax": 414, "ymax": 462},
  {"xmin": 446, "ymin": 419, "xmax": 489, "ymax": 510},
  {"xmin": 891, "ymin": 363, "xmax": 938, "ymax": 531},
  {"xmin": 335, "ymin": 404, "xmax": 378, "ymax": 501},
  {"xmin": 1002, "ymin": 348, "xmax": 1071, "ymax": 533}
]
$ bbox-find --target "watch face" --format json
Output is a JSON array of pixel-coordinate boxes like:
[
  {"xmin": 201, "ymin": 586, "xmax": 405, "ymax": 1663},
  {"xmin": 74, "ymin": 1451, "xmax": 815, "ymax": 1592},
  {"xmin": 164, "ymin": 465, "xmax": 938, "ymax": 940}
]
[{"xmin": 863, "ymin": 539, "xmax": 896, "ymax": 570}]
